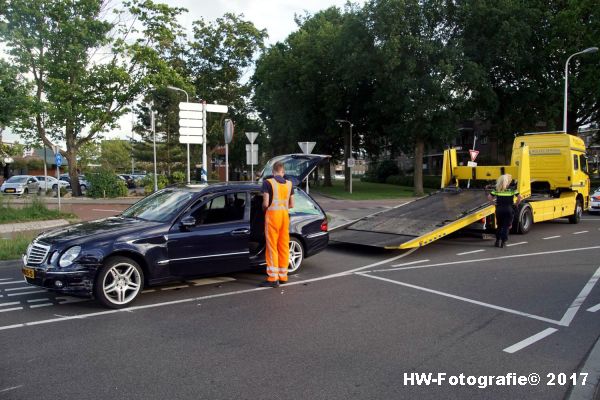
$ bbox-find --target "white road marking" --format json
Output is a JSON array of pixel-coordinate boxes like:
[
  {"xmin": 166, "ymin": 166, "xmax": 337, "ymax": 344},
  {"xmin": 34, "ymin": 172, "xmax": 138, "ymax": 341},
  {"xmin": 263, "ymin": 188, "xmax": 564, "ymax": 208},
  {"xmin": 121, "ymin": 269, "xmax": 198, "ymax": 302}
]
[
  {"xmin": 0, "ymin": 280, "xmax": 24, "ymax": 285},
  {"xmin": 543, "ymin": 235, "xmax": 561, "ymax": 240},
  {"xmin": 55, "ymin": 297, "xmax": 88, "ymax": 304},
  {"xmin": 506, "ymin": 241, "xmax": 527, "ymax": 247},
  {"xmin": 0, "ymin": 250, "xmax": 417, "ymax": 332},
  {"xmin": 586, "ymin": 303, "xmax": 600, "ymax": 313},
  {"xmin": 142, "ymin": 289, "xmax": 156, "ymax": 293},
  {"xmin": 456, "ymin": 250, "xmax": 485, "ymax": 256},
  {"xmin": 188, "ymin": 277, "xmax": 236, "ymax": 286},
  {"xmin": 559, "ymin": 266, "xmax": 600, "ymax": 326},
  {"xmin": 0, "ymin": 307, "xmax": 23, "ymax": 313},
  {"xmin": 5, "ymin": 286, "xmax": 35, "ymax": 292},
  {"xmin": 370, "ymin": 245, "xmax": 600, "ymax": 273},
  {"xmin": 503, "ymin": 328, "xmax": 558, "ymax": 354},
  {"xmin": 390, "ymin": 259, "xmax": 430, "ymax": 268},
  {"xmin": 7, "ymin": 290, "xmax": 47, "ymax": 297},
  {"xmin": 0, "ymin": 278, "xmax": 13, "ymax": 281},
  {"xmin": 355, "ymin": 273, "xmax": 561, "ymax": 325},
  {"xmin": 0, "ymin": 301, "xmax": 20, "ymax": 307},
  {"xmin": 161, "ymin": 285, "xmax": 189, "ymax": 291},
  {"xmin": 91, "ymin": 209, "xmax": 122, "ymax": 212},
  {"xmin": 0, "ymin": 385, "xmax": 23, "ymax": 393},
  {"xmin": 27, "ymin": 298, "xmax": 50, "ymax": 303},
  {"xmin": 30, "ymin": 303, "xmax": 53, "ymax": 309},
  {"xmin": 573, "ymin": 231, "xmax": 588, "ymax": 235}
]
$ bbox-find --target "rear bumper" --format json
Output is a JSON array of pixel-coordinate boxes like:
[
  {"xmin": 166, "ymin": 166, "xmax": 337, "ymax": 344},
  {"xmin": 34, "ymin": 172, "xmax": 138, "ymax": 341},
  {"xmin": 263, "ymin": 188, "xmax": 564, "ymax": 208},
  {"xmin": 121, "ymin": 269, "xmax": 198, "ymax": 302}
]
[{"xmin": 304, "ymin": 232, "xmax": 329, "ymax": 257}]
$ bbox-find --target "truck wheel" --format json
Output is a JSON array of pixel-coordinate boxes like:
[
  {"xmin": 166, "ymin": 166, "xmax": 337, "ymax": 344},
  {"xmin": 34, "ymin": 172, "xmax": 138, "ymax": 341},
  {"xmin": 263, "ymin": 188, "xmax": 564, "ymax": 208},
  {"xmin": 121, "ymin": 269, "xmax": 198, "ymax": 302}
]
[
  {"xmin": 568, "ymin": 199, "xmax": 583, "ymax": 224},
  {"xmin": 516, "ymin": 205, "xmax": 533, "ymax": 234}
]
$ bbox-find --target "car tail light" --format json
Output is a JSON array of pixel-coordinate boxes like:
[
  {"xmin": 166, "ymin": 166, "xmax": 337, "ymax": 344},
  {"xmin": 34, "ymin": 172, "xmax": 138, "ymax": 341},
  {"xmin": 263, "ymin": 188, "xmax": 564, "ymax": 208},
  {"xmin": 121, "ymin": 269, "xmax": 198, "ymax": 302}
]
[
  {"xmin": 320, "ymin": 219, "xmax": 328, "ymax": 232},
  {"xmin": 593, "ymin": 196, "xmax": 600, "ymax": 201}
]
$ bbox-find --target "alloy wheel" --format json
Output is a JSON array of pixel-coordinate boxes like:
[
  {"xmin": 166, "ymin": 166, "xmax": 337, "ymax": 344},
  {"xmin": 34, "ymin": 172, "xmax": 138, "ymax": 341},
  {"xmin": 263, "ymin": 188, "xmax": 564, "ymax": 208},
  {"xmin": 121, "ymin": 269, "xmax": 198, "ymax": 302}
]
[{"xmin": 102, "ymin": 262, "xmax": 142, "ymax": 305}]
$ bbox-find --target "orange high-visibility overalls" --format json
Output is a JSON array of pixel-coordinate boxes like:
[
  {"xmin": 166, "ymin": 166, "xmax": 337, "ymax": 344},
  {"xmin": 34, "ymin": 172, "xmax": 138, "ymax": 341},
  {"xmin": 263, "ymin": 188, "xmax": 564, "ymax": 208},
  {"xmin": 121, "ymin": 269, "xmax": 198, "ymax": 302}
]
[{"xmin": 265, "ymin": 178, "xmax": 293, "ymax": 282}]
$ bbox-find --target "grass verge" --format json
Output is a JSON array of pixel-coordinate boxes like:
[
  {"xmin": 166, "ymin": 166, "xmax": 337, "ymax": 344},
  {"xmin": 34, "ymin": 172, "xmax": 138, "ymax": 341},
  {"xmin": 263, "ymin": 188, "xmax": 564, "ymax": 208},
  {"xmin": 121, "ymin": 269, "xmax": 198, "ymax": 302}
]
[
  {"xmin": 312, "ymin": 179, "xmax": 424, "ymax": 200},
  {"xmin": 0, "ymin": 232, "xmax": 37, "ymax": 260},
  {"xmin": 0, "ymin": 196, "xmax": 76, "ymax": 223}
]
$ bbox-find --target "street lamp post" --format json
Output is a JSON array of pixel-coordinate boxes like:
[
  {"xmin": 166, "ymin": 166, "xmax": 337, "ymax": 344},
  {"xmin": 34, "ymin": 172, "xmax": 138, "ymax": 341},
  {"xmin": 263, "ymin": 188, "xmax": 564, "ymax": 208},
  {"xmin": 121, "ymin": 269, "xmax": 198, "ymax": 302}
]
[
  {"xmin": 150, "ymin": 104, "xmax": 158, "ymax": 192},
  {"xmin": 166, "ymin": 85, "xmax": 191, "ymax": 184},
  {"xmin": 336, "ymin": 119, "xmax": 353, "ymax": 194},
  {"xmin": 563, "ymin": 47, "xmax": 598, "ymax": 133}
]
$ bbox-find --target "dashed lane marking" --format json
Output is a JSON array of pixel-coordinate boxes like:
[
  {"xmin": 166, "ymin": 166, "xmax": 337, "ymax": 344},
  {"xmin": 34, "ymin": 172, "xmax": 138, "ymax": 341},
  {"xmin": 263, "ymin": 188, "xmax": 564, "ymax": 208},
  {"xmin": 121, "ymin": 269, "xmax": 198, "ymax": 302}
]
[
  {"xmin": 161, "ymin": 285, "xmax": 189, "ymax": 291},
  {"xmin": 587, "ymin": 303, "xmax": 600, "ymax": 313},
  {"xmin": 0, "ymin": 280, "xmax": 24, "ymax": 286},
  {"xmin": 5, "ymin": 286, "xmax": 36, "ymax": 292},
  {"xmin": 0, "ymin": 307, "xmax": 23, "ymax": 313},
  {"xmin": 573, "ymin": 231, "xmax": 588, "ymax": 235},
  {"xmin": 506, "ymin": 241, "xmax": 527, "ymax": 247},
  {"xmin": 559, "ymin": 266, "xmax": 600, "ymax": 326},
  {"xmin": 503, "ymin": 328, "xmax": 558, "ymax": 354},
  {"xmin": 27, "ymin": 298, "xmax": 50, "ymax": 303},
  {"xmin": 543, "ymin": 235, "xmax": 561, "ymax": 240},
  {"xmin": 30, "ymin": 303, "xmax": 53, "ymax": 309},
  {"xmin": 456, "ymin": 249, "xmax": 485, "ymax": 256},
  {"xmin": 390, "ymin": 259, "xmax": 430, "ymax": 268},
  {"xmin": 0, "ymin": 301, "xmax": 20, "ymax": 307},
  {"xmin": 6, "ymin": 290, "xmax": 47, "ymax": 297}
]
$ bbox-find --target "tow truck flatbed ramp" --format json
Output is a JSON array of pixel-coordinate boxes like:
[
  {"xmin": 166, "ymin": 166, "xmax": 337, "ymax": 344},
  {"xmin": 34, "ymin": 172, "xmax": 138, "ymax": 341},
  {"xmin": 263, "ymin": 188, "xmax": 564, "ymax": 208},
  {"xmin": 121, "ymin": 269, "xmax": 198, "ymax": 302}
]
[{"xmin": 330, "ymin": 188, "xmax": 495, "ymax": 249}]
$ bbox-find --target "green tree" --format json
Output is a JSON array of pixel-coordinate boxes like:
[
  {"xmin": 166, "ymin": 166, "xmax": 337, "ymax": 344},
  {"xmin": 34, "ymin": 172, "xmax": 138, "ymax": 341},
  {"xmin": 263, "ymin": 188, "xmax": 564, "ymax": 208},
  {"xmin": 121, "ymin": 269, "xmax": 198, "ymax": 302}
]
[
  {"xmin": 0, "ymin": 0, "xmax": 187, "ymax": 195},
  {"xmin": 0, "ymin": 59, "xmax": 29, "ymax": 149},
  {"xmin": 100, "ymin": 139, "xmax": 131, "ymax": 171}
]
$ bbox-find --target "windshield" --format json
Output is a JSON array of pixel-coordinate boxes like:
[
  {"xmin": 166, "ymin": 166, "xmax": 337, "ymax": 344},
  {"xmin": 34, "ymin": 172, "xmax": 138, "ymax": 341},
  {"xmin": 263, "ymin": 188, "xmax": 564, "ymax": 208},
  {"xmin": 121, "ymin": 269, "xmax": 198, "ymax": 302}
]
[
  {"xmin": 121, "ymin": 189, "xmax": 194, "ymax": 222},
  {"xmin": 6, "ymin": 176, "xmax": 27, "ymax": 183}
]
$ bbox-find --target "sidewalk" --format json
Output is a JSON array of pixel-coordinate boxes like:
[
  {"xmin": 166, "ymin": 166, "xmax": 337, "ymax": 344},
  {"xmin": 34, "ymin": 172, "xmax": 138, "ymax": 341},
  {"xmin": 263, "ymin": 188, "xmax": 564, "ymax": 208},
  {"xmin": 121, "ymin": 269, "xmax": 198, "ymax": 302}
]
[{"xmin": 0, "ymin": 219, "xmax": 70, "ymax": 234}]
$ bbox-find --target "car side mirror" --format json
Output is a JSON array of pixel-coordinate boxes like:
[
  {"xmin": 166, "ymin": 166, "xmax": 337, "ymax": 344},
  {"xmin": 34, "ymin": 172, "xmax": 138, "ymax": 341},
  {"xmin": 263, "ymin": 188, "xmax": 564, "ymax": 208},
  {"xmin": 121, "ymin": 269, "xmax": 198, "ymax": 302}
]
[{"xmin": 180, "ymin": 216, "xmax": 196, "ymax": 229}]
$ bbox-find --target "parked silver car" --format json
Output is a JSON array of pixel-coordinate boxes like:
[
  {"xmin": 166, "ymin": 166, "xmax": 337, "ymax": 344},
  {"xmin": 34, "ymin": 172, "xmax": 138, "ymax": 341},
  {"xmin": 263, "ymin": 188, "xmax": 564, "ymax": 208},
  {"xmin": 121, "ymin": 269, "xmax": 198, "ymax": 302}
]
[
  {"xmin": 1, "ymin": 175, "xmax": 41, "ymax": 195},
  {"xmin": 35, "ymin": 175, "xmax": 71, "ymax": 192}
]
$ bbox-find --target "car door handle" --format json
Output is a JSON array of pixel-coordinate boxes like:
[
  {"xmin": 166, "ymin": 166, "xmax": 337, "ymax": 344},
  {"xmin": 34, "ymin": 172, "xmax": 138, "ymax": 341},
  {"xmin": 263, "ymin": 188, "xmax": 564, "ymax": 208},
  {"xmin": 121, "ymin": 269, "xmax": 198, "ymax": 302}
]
[{"xmin": 230, "ymin": 228, "xmax": 250, "ymax": 236}]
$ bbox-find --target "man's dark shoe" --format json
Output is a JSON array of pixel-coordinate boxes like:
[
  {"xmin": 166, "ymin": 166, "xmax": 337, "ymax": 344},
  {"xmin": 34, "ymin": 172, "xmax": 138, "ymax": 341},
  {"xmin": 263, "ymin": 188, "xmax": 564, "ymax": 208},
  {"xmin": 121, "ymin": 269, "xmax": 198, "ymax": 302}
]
[
  {"xmin": 259, "ymin": 280, "xmax": 279, "ymax": 288},
  {"xmin": 500, "ymin": 241, "xmax": 506, "ymax": 248},
  {"xmin": 494, "ymin": 240, "xmax": 500, "ymax": 247},
  {"xmin": 279, "ymin": 280, "xmax": 289, "ymax": 285}
]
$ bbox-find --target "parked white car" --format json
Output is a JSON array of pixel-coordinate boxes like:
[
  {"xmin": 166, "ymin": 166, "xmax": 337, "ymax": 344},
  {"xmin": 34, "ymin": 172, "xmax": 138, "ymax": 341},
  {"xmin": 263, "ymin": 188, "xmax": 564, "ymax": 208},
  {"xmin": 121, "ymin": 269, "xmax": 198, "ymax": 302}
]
[
  {"xmin": 35, "ymin": 175, "xmax": 71, "ymax": 192},
  {"xmin": 590, "ymin": 187, "xmax": 600, "ymax": 214},
  {"xmin": 1, "ymin": 175, "xmax": 41, "ymax": 195}
]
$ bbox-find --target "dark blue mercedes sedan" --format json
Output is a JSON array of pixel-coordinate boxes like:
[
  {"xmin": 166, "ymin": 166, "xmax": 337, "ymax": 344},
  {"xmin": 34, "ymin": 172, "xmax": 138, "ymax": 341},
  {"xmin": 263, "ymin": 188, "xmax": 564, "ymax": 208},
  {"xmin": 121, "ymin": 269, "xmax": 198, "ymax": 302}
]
[{"xmin": 21, "ymin": 155, "xmax": 329, "ymax": 308}]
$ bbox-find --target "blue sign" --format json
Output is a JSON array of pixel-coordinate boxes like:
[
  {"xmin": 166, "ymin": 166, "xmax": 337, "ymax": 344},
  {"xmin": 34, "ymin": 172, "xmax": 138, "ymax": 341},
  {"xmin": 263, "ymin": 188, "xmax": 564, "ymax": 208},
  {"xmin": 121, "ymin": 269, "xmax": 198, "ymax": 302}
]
[{"xmin": 55, "ymin": 153, "xmax": 63, "ymax": 167}]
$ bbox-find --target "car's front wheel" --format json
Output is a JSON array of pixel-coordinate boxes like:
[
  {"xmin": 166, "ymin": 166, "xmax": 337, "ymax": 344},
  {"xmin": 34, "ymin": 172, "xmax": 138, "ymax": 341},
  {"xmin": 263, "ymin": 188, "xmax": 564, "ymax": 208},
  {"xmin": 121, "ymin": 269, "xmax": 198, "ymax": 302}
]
[
  {"xmin": 94, "ymin": 256, "xmax": 144, "ymax": 309},
  {"xmin": 288, "ymin": 237, "xmax": 304, "ymax": 274}
]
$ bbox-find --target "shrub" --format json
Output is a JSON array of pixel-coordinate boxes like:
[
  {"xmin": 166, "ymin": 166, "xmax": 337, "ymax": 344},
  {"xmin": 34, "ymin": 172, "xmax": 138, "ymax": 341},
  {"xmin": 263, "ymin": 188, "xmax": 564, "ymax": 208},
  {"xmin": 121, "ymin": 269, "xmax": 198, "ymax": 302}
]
[
  {"xmin": 142, "ymin": 174, "xmax": 169, "ymax": 194},
  {"xmin": 170, "ymin": 171, "xmax": 186, "ymax": 184},
  {"xmin": 365, "ymin": 160, "xmax": 400, "ymax": 183},
  {"xmin": 86, "ymin": 168, "xmax": 128, "ymax": 198}
]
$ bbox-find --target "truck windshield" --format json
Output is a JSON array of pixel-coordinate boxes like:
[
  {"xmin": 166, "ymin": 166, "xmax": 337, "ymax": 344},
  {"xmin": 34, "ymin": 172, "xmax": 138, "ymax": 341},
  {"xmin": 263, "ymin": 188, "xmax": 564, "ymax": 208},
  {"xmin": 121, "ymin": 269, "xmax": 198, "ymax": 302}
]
[{"xmin": 121, "ymin": 189, "xmax": 194, "ymax": 222}]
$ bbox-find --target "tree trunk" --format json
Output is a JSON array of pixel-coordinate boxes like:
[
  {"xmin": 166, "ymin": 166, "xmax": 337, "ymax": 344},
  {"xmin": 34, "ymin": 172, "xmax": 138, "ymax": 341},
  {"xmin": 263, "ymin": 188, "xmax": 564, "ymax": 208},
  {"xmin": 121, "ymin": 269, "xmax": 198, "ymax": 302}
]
[
  {"xmin": 324, "ymin": 162, "xmax": 332, "ymax": 187},
  {"xmin": 413, "ymin": 138, "xmax": 425, "ymax": 196},
  {"xmin": 66, "ymin": 149, "xmax": 81, "ymax": 197}
]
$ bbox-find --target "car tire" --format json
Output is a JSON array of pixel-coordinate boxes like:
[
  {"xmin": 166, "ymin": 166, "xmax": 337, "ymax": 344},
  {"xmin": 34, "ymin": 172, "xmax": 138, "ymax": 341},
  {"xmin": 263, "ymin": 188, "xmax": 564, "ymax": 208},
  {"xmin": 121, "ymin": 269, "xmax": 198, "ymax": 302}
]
[
  {"xmin": 52, "ymin": 184, "xmax": 58, "ymax": 193},
  {"xmin": 514, "ymin": 204, "xmax": 533, "ymax": 234},
  {"xmin": 80, "ymin": 184, "xmax": 87, "ymax": 193},
  {"xmin": 23, "ymin": 188, "xmax": 28, "ymax": 196},
  {"xmin": 94, "ymin": 256, "xmax": 144, "ymax": 309},
  {"xmin": 568, "ymin": 198, "xmax": 583, "ymax": 224},
  {"xmin": 287, "ymin": 237, "xmax": 304, "ymax": 274}
]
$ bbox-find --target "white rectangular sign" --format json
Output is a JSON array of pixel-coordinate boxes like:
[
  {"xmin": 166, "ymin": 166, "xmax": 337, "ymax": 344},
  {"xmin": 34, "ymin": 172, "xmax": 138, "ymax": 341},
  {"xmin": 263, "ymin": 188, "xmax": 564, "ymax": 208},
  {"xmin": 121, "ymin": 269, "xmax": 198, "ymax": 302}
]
[
  {"xmin": 179, "ymin": 110, "xmax": 203, "ymax": 120},
  {"xmin": 206, "ymin": 104, "xmax": 228, "ymax": 114},
  {"xmin": 179, "ymin": 102, "xmax": 203, "ymax": 111},
  {"xmin": 179, "ymin": 118, "xmax": 203, "ymax": 128},
  {"xmin": 179, "ymin": 127, "xmax": 203, "ymax": 136},
  {"xmin": 180, "ymin": 135, "xmax": 203, "ymax": 144},
  {"xmin": 467, "ymin": 161, "xmax": 477, "ymax": 167},
  {"xmin": 246, "ymin": 144, "xmax": 258, "ymax": 165}
]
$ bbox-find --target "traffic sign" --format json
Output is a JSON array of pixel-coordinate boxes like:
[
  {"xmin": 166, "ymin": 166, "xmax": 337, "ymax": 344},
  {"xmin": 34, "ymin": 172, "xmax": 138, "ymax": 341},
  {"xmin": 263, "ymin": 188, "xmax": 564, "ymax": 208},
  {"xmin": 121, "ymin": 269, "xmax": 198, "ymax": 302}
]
[
  {"xmin": 179, "ymin": 110, "xmax": 203, "ymax": 120},
  {"xmin": 298, "ymin": 141, "xmax": 316, "ymax": 154},
  {"xmin": 179, "ymin": 127, "xmax": 203, "ymax": 136},
  {"xmin": 55, "ymin": 153, "xmax": 63, "ymax": 167},
  {"xmin": 469, "ymin": 149, "xmax": 479, "ymax": 162},
  {"xmin": 179, "ymin": 102, "xmax": 203, "ymax": 111},
  {"xmin": 224, "ymin": 119, "xmax": 234, "ymax": 144},
  {"xmin": 206, "ymin": 104, "xmax": 228, "ymax": 114},
  {"xmin": 347, "ymin": 157, "xmax": 356, "ymax": 168},
  {"xmin": 467, "ymin": 161, "xmax": 477, "ymax": 167},
  {"xmin": 179, "ymin": 119, "xmax": 203, "ymax": 128},
  {"xmin": 245, "ymin": 132, "xmax": 258, "ymax": 144},
  {"xmin": 180, "ymin": 135, "xmax": 203, "ymax": 144},
  {"xmin": 246, "ymin": 144, "xmax": 258, "ymax": 165}
]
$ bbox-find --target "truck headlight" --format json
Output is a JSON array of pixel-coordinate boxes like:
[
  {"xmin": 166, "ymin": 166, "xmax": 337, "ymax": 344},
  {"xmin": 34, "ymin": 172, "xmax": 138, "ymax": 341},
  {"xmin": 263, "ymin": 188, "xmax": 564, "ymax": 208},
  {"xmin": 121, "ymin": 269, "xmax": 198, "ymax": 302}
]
[{"xmin": 59, "ymin": 246, "xmax": 81, "ymax": 268}]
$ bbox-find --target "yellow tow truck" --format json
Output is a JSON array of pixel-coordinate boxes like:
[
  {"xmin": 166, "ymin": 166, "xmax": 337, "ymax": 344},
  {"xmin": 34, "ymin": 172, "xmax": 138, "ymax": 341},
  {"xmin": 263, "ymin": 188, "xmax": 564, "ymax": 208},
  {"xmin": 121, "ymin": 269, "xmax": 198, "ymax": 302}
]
[{"xmin": 331, "ymin": 132, "xmax": 590, "ymax": 249}]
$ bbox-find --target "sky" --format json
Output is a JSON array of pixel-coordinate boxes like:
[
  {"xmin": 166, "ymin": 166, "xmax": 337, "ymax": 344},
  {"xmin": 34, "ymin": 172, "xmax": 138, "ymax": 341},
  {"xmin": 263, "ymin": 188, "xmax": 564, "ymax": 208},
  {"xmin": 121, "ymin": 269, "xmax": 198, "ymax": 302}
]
[{"xmin": 4, "ymin": 0, "xmax": 363, "ymax": 144}]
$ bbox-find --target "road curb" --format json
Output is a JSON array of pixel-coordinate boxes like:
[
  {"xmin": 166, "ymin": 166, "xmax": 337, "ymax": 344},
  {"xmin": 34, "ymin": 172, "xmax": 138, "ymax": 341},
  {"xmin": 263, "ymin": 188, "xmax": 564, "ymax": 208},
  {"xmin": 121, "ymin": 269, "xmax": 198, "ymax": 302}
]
[{"xmin": 568, "ymin": 334, "xmax": 600, "ymax": 400}]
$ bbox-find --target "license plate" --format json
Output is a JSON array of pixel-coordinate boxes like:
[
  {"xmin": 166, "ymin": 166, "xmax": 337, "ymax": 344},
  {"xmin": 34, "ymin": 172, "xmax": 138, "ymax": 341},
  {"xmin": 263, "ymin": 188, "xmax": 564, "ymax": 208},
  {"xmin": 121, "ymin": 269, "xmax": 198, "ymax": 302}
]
[
  {"xmin": 22, "ymin": 267, "xmax": 35, "ymax": 279},
  {"xmin": 5, "ymin": 188, "xmax": 15, "ymax": 193}
]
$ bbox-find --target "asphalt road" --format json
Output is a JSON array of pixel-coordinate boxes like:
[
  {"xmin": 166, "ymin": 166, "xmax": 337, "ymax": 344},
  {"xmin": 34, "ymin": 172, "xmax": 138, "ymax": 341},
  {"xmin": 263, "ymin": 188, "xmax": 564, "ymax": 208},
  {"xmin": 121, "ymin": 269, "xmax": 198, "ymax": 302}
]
[{"xmin": 0, "ymin": 211, "xmax": 599, "ymax": 399}]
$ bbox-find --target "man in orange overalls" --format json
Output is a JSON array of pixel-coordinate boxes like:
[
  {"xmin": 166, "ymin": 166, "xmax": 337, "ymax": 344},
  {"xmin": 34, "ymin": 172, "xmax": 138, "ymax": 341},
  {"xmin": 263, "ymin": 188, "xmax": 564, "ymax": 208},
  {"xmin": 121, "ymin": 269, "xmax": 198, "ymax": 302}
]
[{"xmin": 260, "ymin": 161, "xmax": 294, "ymax": 287}]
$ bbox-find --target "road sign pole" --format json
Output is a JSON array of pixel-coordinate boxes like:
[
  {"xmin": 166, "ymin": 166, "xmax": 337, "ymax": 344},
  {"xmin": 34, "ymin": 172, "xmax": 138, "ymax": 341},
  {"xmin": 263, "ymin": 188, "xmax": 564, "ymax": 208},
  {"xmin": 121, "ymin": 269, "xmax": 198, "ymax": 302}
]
[
  {"xmin": 202, "ymin": 101, "xmax": 207, "ymax": 183},
  {"xmin": 467, "ymin": 136, "xmax": 477, "ymax": 189}
]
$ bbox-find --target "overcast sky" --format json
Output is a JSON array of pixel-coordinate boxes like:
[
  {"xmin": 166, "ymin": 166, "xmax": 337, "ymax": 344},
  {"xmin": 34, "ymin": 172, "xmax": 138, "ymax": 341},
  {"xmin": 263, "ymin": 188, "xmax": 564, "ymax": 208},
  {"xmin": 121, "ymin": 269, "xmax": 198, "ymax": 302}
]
[{"xmin": 4, "ymin": 0, "xmax": 363, "ymax": 144}]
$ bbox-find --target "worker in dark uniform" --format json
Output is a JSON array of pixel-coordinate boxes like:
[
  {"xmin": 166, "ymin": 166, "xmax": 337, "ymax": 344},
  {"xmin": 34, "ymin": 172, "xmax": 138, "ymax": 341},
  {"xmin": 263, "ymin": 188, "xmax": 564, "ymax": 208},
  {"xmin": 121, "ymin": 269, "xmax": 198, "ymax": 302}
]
[
  {"xmin": 260, "ymin": 161, "xmax": 294, "ymax": 287},
  {"xmin": 488, "ymin": 174, "xmax": 522, "ymax": 248}
]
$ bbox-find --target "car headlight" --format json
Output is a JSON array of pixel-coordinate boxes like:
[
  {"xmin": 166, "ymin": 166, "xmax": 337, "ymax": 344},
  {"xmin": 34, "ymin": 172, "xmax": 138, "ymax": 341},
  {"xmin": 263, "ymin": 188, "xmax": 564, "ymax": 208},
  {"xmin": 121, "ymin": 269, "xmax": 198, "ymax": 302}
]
[{"xmin": 59, "ymin": 246, "xmax": 81, "ymax": 268}]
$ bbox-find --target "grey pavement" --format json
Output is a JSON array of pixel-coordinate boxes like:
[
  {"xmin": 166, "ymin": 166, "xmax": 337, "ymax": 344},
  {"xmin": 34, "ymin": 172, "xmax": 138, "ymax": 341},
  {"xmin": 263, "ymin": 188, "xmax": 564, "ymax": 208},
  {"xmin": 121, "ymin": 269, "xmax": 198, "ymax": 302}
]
[{"xmin": 0, "ymin": 213, "xmax": 599, "ymax": 399}]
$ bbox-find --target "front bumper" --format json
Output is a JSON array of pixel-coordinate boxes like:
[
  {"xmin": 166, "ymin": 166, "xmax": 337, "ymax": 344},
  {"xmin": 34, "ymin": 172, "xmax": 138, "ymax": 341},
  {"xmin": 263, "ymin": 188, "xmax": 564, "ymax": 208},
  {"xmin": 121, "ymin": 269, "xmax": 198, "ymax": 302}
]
[
  {"xmin": 1, "ymin": 187, "xmax": 25, "ymax": 195},
  {"xmin": 590, "ymin": 200, "xmax": 600, "ymax": 212},
  {"xmin": 22, "ymin": 257, "xmax": 96, "ymax": 296}
]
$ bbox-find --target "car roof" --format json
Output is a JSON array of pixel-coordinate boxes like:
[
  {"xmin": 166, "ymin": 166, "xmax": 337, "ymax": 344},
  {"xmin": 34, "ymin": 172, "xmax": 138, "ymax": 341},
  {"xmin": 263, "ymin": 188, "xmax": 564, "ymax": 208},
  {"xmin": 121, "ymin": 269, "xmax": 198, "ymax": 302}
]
[{"xmin": 169, "ymin": 181, "xmax": 262, "ymax": 193}]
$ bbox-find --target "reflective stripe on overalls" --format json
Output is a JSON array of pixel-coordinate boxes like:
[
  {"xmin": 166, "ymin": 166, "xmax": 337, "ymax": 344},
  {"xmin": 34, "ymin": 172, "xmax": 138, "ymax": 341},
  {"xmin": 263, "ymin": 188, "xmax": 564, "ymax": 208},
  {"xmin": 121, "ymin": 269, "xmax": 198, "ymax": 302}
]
[{"xmin": 265, "ymin": 178, "xmax": 292, "ymax": 282}]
